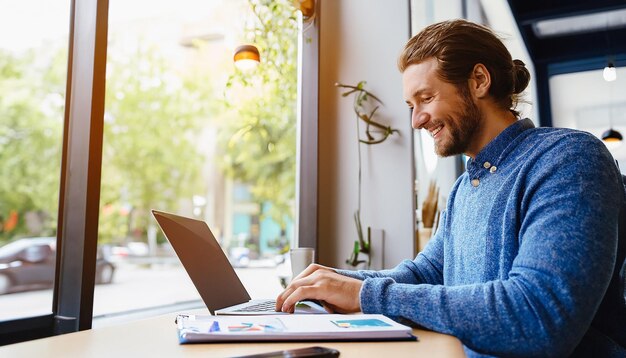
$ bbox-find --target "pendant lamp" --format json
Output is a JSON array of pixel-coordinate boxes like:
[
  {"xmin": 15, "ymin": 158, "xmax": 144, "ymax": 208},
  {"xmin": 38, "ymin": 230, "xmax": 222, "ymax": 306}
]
[
  {"xmin": 601, "ymin": 60, "xmax": 622, "ymax": 148},
  {"xmin": 602, "ymin": 128, "xmax": 623, "ymax": 142},
  {"xmin": 233, "ymin": 44, "xmax": 260, "ymax": 70}
]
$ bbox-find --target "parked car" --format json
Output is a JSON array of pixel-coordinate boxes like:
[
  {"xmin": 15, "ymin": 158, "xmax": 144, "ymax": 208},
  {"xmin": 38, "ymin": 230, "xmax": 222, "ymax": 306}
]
[{"xmin": 0, "ymin": 237, "xmax": 115, "ymax": 295}]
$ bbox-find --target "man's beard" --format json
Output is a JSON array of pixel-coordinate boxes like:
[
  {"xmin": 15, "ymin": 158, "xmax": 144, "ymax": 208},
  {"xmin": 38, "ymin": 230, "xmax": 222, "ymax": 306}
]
[{"xmin": 434, "ymin": 86, "xmax": 482, "ymax": 157}]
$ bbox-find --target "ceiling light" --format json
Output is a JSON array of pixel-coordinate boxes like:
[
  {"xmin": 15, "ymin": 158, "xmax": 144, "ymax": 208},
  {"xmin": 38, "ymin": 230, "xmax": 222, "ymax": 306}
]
[
  {"xmin": 602, "ymin": 128, "xmax": 623, "ymax": 149},
  {"xmin": 533, "ymin": 8, "xmax": 626, "ymax": 38},
  {"xmin": 233, "ymin": 44, "xmax": 260, "ymax": 70},
  {"xmin": 603, "ymin": 62, "xmax": 617, "ymax": 82}
]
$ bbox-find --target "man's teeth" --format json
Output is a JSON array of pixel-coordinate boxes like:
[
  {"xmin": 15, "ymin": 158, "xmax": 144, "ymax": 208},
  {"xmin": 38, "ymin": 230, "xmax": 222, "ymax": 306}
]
[{"xmin": 430, "ymin": 126, "xmax": 443, "ymax": 137}]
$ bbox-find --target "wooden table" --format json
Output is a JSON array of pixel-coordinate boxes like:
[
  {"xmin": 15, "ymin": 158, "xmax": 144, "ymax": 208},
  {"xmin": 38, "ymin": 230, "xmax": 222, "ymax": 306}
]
[{"xmin": 0, "ymin": 310, "xmax": 465, "ymax": 357}]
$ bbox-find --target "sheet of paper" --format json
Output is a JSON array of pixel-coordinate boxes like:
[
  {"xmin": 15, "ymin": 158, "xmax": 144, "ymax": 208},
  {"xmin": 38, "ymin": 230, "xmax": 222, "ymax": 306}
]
[{"xmin": 176, "ymin": 313, "xmax": 416, "ymax": 343}]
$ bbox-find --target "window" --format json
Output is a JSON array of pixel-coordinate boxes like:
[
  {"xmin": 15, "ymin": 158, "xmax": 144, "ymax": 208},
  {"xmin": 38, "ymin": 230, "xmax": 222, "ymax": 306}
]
[
  {"xmin": 93, "ymin": 0, "xmax": 298, "ymax": 322},
  {"xmin": 549, "ymin": 67, "xmax": 626, "ymax": 172},
  {"xmin": 0, "ymin": 0, "xmax": 71, "ymax": 322},
  {"xmin": 1, "ymin": 0, "xmax": 315, "ymax": 343}
]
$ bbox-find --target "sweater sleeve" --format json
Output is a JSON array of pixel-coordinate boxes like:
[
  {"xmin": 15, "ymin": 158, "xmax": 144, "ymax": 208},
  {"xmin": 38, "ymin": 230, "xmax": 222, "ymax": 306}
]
[
  {"xmin": 359, "ymin": 135, "xmax": 622, "ymax": 357},
  {"xmin": 336, "ymin": 211, "xmax": 447, "ymax": 285}
]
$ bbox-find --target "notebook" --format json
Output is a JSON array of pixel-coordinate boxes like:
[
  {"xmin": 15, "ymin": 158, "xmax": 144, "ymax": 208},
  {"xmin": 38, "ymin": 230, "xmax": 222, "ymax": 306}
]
[{"xmin": 151, "ymin": 210, "xmax": 325, "ymax": 315}]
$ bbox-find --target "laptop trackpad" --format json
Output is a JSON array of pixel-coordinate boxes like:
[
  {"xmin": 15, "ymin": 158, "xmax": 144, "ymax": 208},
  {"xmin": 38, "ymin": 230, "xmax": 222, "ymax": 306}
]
[{"xmin": 295, "ymin": 300, "xmax": 327, "ymax": 314}]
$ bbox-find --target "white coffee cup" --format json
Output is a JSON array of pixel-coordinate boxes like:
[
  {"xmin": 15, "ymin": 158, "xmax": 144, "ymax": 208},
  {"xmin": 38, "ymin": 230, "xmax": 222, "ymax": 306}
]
[{"xmin": 290, "ymin": 247, "xmax": 315, "ymax": 278}]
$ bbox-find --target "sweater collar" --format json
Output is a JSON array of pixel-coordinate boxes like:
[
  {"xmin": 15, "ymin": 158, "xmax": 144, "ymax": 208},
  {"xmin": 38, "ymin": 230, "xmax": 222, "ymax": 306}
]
[{"xmin": 466, "ymin": 118, "xmax": 535, "ymax": 177}]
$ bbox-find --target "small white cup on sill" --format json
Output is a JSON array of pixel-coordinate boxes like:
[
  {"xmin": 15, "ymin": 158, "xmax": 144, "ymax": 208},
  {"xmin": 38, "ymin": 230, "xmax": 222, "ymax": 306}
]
[{"xmin": 290, "ymin": 247, "xmax": 315, "ymax": 279}]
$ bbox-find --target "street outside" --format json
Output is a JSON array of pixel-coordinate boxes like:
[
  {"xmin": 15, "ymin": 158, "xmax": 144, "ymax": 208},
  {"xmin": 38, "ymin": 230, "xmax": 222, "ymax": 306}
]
[{"xmin": 0, "ymin": 260, "xmax": 286, "ymax": 324}]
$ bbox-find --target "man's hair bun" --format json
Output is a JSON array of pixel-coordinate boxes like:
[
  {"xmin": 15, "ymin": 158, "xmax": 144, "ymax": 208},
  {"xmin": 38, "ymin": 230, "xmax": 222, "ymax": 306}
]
[{"xmin": 512, "ymin": 59, "xmax": 530, "ymax": 94}]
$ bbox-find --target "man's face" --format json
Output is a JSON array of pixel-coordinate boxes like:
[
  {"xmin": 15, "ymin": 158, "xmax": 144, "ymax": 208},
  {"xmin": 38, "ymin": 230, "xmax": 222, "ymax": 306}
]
[{"xmin": 403, "ymin": 58, "xmax": 481, "ymax": 157}]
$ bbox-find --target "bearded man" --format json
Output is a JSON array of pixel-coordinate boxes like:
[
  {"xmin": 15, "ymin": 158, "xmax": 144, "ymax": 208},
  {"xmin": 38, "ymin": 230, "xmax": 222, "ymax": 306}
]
[{"xmin": 276, "ymin": 19, "xmax": 625, "ymax": 357}]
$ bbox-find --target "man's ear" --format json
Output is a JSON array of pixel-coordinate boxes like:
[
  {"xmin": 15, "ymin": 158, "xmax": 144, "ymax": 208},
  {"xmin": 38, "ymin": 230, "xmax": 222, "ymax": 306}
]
[{"xmin": 469, "ymin": 63, "xmax": 491, "ymax": 99}]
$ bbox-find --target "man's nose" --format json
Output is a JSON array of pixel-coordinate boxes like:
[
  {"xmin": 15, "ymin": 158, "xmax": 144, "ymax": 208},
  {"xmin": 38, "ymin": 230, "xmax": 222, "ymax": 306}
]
[{"xmin": 412, "ymin": 110, "xmax": 429, "ymax": 130}]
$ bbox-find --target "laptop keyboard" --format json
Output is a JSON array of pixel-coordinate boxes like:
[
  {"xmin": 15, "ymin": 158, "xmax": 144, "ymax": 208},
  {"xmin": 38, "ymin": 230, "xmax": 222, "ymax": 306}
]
[{"xmin": 233, "ymin": 300, "xmax": 277, "ymax": 312}]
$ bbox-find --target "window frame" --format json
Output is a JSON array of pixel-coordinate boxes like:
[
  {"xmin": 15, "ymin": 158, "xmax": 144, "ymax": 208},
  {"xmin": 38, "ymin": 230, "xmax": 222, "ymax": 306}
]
[
  {"xmin": 0, "ymin": 0, "xmax": 320, "ymax": 345},
  {"xmin": 296, "ymin": 1, "xmax": 320, "ymax": 255},
  {"xmin": 0, "ymin": 0, "xmax": 109, "ymax": 344}
]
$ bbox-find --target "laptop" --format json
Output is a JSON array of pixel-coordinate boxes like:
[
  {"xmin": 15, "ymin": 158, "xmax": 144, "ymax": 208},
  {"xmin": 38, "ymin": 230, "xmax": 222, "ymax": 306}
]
[{"xmin": 151, "ymin": 210, "xmax": 326, "ymax": 315}]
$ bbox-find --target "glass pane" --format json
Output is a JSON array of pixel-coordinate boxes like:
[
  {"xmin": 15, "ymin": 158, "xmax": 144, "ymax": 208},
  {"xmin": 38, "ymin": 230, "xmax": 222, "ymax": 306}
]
[
  {"xmin": 95, "ymin": 0, "xmax": 298, "ymax": 322},
  {"xmin": 550, "ymin": 67, "xmax": 626, "ymax": 173},
  {"xmin": 0, "ymin": 0, "xmax": 70, "ymax": 321}
]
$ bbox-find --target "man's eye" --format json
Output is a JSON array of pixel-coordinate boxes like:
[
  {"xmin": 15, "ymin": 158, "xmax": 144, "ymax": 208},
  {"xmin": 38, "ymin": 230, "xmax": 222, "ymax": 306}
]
[{"xmin": 423, "ymin": 96, "xmax": 434, "ymax": 103}]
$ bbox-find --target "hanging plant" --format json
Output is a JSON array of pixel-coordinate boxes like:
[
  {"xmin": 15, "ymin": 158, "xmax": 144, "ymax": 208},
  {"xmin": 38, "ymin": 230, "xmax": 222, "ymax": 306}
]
[{"xmin": 335, "ymin": 81, "xmax": 399, "ymax": 268}]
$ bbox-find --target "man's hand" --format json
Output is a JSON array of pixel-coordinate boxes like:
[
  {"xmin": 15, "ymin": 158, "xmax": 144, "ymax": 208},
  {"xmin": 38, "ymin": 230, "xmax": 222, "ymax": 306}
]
[{"xmin": 275, "ymin": 263, "xmax": 363, "ymax": 313}]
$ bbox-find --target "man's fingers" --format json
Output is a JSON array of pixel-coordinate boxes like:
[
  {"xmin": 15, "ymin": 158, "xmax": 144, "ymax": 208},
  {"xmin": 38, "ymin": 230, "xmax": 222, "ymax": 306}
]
[
  {"xmin": 275, "ymin": 265, "xmax": 340, "ymax": 312},
  {"xmin": 276, "ymin": 281, "xmax": 303, "ymax": 310},
  {"xmin": 281, "ymin": 286, "xmax": 319, "ymax": 312},
  {"xmin": 275, "ymin": 271, "xmax": 317, "ymax": 310},
  {"xmin": 276, "ymin": 265, "xmax": 331, "ymax": 310},
  {"xmin": 275, "ymin": 286, "xmax": 294, "ymax": 311}
]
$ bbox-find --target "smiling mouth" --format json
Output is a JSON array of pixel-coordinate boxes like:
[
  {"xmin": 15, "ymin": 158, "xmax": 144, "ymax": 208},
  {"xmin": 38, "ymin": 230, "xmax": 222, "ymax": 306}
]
[{"xmin": 429, "ymin": 125, "xmax": 443, "ymax": 138}]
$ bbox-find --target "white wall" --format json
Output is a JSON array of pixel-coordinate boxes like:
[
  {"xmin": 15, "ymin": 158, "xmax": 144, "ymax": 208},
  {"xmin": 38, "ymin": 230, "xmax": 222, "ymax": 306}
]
[{"xmin": 317, "ymin": 0, "xmax": 414, "ymax": 269}]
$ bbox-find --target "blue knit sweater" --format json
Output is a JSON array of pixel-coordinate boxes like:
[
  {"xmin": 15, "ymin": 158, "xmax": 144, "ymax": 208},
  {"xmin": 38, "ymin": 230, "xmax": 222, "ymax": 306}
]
[{"xmin": 338, "ymin": 119, "xmax": 624, "ymax": 357}]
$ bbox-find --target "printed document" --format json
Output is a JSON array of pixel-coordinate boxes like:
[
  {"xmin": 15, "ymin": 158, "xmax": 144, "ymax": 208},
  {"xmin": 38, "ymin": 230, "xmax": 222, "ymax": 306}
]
[{"xmin": 175, "ymin": 313, "xmax": 416, "ymax": 343}]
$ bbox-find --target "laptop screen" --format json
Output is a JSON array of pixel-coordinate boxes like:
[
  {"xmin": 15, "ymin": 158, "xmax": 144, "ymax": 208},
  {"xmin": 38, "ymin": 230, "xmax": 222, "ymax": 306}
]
[{"xmin": 152, "ymin": 210, "xmax": 251, "ymax": 314}]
